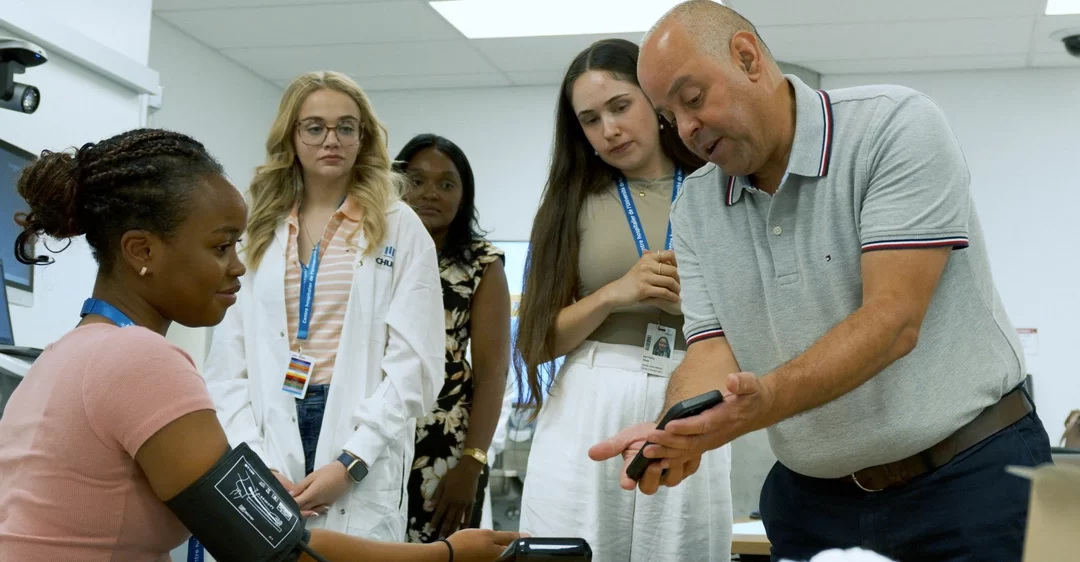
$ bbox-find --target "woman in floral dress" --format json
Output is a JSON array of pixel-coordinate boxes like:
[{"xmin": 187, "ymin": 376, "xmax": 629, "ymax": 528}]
[{"xmin": 395, "ymin": 134, "xmax": 511, "ymax": 543}]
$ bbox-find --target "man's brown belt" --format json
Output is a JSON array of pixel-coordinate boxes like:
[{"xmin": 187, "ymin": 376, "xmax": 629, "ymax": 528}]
[{"xmin": 847, "ymin": 387, "xmax": 1033, "ymax": 492}]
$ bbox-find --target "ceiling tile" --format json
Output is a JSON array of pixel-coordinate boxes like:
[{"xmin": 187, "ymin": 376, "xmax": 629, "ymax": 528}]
[
  {"xmin": 804, "ymin": 54, "xmax": 1029, "ymax": 74},
  {"xmin": 762, "ymin": 18, "xmax": 1034, "ymax": 63},
  {"xmin": 153, "ymin": 0, "xmax": 391, "ymax": 11},
  {"xmin": 222, "ymin": 40, "xmax": 498, "ymax": 80},
  {"xmin": 473, "ymin": 33, "xmax": 644, "ymax": 74},
  {"xmin": 725, "ymin": 0, "xmax": 1040, "ymax": 26},
  {"xmin": 349, "ymin": 73, "xmax": 512, "ymax": 91},
  {"xmin": 156, "ymin": 1, "xmax": 462, "ymax": 49},
  {"xmin": 506, "ymin": 70, "xmax": 566, "ymax": 86}
]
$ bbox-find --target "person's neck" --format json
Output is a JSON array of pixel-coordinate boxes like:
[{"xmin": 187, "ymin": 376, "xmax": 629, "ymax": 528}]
[
  {"xmin": 749, "ymin": 76, "xmax": 796, "ymax": 196},
  {"xmin": 622, "ymin": 153, "xmax": 675, "ymax": 182},
  {"xmin": 430, "ymin": 228, "xmax": 448, "ymax": 254},
  {"xmin": 301, "ymin": 173, "xmax": 350, "ymax": 211},
  {"xmin": 83, "ymin": 276, "xmax": 170, "ymax": 336}
]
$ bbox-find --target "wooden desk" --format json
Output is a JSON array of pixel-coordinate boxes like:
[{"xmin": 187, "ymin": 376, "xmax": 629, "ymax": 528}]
[{"xmin": 732, "ymin": 518, "xmax": 771, "ymax": 561}]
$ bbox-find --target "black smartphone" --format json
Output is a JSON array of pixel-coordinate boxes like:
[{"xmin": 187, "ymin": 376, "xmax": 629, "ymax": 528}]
[
  {"xmin": 625, "ymin": 389, "xmax": 724, "ymax": 481},
  {"xmin": 495, "ymin": 538, "xmax": 592, "ymax": 561}
]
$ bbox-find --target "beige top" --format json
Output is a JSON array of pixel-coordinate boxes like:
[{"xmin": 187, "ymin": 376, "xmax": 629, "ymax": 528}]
[{"xmin": 577, "ymin": 173, "xmax": 686, "ymax": 350}]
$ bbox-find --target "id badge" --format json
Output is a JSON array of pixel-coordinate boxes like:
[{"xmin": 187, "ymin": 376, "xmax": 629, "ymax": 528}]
[
  {"xmin": 642, "ymin": 323, "xmax": 677, "ymax": 377},
  {"xmin": 282, "ymin": 351, "xmax": 316, "ymax": 399}
]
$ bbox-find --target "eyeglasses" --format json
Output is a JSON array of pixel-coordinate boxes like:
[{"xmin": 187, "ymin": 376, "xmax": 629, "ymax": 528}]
[{"xmin": 295, "ymin": 118, "xmax": 364, "ymax": 147}]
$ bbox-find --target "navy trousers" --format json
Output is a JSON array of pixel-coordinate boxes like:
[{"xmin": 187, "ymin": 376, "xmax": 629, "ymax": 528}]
[{"xmin": 760, "ymin": 411, "xmax": 1052, "ymax": 562}]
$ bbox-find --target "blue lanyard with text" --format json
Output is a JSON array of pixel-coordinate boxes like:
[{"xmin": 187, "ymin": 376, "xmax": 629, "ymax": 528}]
[
  {"xmin": 615, "ymin": 168, "xmax": 684, "ymax": 257},
  {"xmin": 297, "ymin": 242, "xmax": 321, "ymax": 346},
  {"xmin": 80, "ymin": 298, "xmax": 136, "ymax": 327}
]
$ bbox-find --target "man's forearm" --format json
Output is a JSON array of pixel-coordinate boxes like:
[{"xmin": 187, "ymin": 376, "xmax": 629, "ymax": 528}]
[
  {"xmin": 761, "ymin": 298, "xmax": 920, "ymax": 427},
  {"xmin": 658, "ymin": 339, "xmax": 740, "ymax": 421}
]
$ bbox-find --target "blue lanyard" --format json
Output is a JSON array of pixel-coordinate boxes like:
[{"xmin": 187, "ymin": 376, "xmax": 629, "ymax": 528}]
[
  {"xmin": 80, "ymin": 298, "xmax": 136, "ymax": 327},
  {"xmin": 297, "ymin": 242, "xmax": 320, "ymax": 342},
  {"xmin": 615, "ymin": 168, "xmax": 684, "ymax": 257}
]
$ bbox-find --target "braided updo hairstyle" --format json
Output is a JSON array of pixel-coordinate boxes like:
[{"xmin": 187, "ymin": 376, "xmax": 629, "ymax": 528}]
[{"xmin": 14, "ymin": 128, "xmax": 225, "ymax": 271}]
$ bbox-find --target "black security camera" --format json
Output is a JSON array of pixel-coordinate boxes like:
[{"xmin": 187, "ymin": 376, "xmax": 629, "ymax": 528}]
[
  {"xmin": 0, "ymin": 38, "xmax": 48, "ymax": 114},
  {"xmin": 1064, "ymin": 34, "xmax": 1080, "ymax": 58}
]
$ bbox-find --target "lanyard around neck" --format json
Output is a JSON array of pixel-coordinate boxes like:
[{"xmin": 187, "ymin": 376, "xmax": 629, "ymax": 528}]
[
  {"xmin": 615, "ymin": 168, "xmax": 685, "ymax": 257},
  {"xmin": 80, "ymin": 298, "xmax": 136, "ymax": 328}
]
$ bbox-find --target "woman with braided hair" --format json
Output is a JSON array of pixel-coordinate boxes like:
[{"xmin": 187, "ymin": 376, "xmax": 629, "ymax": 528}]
[{"xmin": 0, "ymin": 128, "xmax": 519, "ymax": 561}]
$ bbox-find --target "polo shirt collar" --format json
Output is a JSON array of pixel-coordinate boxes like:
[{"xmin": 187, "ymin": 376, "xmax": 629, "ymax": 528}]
[{"xmin": 725, "ymin": 74, "xmax": 835, "ymax": 206}]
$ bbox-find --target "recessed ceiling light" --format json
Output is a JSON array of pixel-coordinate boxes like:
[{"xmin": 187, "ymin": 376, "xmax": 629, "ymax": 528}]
[
  {"xmin": 429, "ymin": 0, "xmax": 722, "ymax": 40},
  {"xmin": 1046, "ymin": 0, "xmax": 1080, "ymax": 15}
]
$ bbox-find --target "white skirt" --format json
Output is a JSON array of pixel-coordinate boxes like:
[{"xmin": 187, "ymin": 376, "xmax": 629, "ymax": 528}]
[{"xmin": 518, "ymin": 341, "xmax": 733, "ymax": 562}]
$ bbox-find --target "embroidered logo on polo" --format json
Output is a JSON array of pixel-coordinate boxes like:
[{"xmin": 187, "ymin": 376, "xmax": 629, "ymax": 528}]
[{"xmin": 376, "ymin": 245, "xmax": 396, "ymax": 269}]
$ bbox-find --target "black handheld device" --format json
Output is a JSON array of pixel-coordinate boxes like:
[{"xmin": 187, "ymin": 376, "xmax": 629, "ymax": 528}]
[
  {"xmin": 495, "ymin": 538, "xmax": 592, "ymax": 561},
  {"xmin": 625, "ymin": 390, "xmax": 724, "ymax": 481}
]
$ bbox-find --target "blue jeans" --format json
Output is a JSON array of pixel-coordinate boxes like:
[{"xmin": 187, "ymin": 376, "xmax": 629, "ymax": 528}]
[
  {"xmin": 295, "ymin": 384, "xmax": 330, "ymax": 476},
  {"xmin": 760, "ymin": 410, "xmax": 1052, "ymax": 562}
]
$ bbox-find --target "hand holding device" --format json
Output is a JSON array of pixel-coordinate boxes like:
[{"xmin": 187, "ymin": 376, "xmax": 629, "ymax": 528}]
[{"xmin": 625, "ymin": 390, "xmax": 724, "ymax": 482}]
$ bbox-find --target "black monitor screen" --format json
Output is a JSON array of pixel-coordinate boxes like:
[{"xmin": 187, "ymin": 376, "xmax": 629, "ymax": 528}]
[{"xmin": 0, "ymin": 138, "xmax": 34, "ymax": 292}]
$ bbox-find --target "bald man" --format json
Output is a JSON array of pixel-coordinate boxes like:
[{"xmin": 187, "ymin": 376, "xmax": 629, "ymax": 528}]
[{"xmin": 588, "ymin": 2, "xmax": 1052, "ymax": 560}]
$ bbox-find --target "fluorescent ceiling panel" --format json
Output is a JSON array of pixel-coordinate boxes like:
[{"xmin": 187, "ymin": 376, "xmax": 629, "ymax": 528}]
[
  {"xmin": 1046, "ymin": 0, "xmax": 1080, "ymax": 15},
  {"xmin": 429, "ymin": 0, "xmax": 721, "ymax": 39}
]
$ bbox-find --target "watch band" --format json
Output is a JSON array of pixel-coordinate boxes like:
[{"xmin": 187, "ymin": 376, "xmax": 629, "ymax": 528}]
[
  {"xmin": 337, "ymin": 451, "xmax": 369, "ymax": 484},
  {"xmin": 461, "ymin": 447, "xmax": 488, "ymax": 466}
]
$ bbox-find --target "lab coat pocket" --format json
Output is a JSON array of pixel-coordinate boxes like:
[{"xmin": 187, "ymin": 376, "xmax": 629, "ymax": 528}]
[{"xmin": 345, "ymin": 491, "xmax": 397, "ymax": 540}]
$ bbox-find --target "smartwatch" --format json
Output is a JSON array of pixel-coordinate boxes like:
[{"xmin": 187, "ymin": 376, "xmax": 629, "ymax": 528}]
[{"xmin": 337, "ymin": 451, "xmax": 369, "ymax": 484}]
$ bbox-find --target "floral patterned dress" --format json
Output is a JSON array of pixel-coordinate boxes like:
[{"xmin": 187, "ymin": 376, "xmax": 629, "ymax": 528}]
[{"xmin": 406, "ymin": 238, "xmax": 505, "ymax": 543}]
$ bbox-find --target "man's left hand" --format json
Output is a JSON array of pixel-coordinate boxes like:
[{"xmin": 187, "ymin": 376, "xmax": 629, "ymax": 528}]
[
  {"xmin": 293, "ymin": 461, "xmax": 354, "ymax": 513},
  {"xmin": 639, "ymin": 372, "xmax": 776, "ymax": 490}
]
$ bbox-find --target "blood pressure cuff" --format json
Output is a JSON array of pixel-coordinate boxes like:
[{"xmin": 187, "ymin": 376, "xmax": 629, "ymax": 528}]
[{"xmin": 165, "ymin": 442, "xmax": 309, "ymax": 562}]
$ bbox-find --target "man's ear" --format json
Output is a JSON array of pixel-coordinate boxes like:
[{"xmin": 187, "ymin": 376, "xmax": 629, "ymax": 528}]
[
  {"xmin": 730, "ymin": 31, "xmax": 764, "ymax": 80},
  {"xmin": 118, "ymin": 230, "xmax": 161, "ymax": 277}
]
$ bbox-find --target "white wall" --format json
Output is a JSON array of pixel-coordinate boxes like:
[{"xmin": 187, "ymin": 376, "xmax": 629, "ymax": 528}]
[
  {"xmin": 0, "ymin": 1, "xmax": 152, "ymax": 349},
  {"xmin": 823, "ymin": 67, "xmax": 1080, "ymax": 439},
  {"xmin": 147, "ymin": 16, "xmax": 283, "ymax": 369},
  {"xmin": 45, "ymin": 0, "xmax": 153, "ymax": 64},
  {"xmin": 370, "ymin": 85, "xmax": 559, "ymax": 241}
]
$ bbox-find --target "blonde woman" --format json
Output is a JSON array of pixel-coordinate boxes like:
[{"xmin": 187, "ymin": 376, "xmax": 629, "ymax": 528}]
[{"xmin": 203, "ymin": 71, "xmax": 445, "ymax": 543}]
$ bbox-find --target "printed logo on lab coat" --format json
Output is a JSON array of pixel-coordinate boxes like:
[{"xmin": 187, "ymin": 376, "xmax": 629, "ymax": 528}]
[{"xmin": 376, "ymin": 245, "xmax": 396, "ymax": 269}]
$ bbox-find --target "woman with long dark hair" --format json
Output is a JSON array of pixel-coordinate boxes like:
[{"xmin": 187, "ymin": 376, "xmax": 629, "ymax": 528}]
[
  {"xmin": 513, "ymin": 38, "xmax": 733, "ymax": 561},
  {"xmin": 394, "ymin": 134, "xmax": 510, "ymax": 543}
]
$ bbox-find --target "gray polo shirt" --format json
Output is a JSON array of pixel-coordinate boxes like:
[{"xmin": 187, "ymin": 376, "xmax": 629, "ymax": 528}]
[{"xmin": 671, "ymin": 75, "xmax": 1025, "ymax": 479}]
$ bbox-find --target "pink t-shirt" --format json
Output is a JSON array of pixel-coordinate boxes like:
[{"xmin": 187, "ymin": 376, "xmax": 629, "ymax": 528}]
[{"xmin": 0, "ymin": 323, "xmax": 215, "ymax": 561}]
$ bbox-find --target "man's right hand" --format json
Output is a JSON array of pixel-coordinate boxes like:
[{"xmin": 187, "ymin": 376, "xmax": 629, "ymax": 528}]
[
  {"xmin": 446, "ymin": 529, "xmax": 523, "ymax": 562},
  {"xmin": 586, "ymin": 422, "xmax": 700, "ymax": 495}
]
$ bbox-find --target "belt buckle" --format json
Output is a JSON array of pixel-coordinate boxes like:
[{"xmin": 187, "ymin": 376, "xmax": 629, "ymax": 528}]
[{"xmin": 851, "ymin": 472, "xmax": 885, "ymax": 493}]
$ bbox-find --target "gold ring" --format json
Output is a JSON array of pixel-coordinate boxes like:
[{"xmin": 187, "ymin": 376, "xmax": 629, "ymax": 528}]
[{"xmin": 656, "ymin": 263, "xmax": 662, "ymax": 275}]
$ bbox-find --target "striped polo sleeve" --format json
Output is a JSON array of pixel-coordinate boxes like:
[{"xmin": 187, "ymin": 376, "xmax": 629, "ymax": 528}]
[
  {"xmin": 858, "ymin": 92, "xmax": 971, "ymax": 253},
  {"xmin": 671, "ymin": 208, "xmax": 724, "ymax": 346}
]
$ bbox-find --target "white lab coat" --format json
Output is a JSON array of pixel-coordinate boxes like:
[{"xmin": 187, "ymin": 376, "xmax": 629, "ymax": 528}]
[{"xmin": 202, "ymin": 200, "xmax": 445, "ymax": 542}]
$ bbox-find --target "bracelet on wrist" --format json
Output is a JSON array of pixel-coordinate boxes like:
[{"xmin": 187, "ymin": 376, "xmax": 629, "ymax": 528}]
[{"xmin": 437, "ymin": 538, "xmax": 454, "ymax": 562}]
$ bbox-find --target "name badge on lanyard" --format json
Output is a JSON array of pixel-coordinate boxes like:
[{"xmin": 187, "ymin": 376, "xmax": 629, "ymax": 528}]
[
  {"xmin": 615, "ymin": 169, "xmax": 684, "ymax": 378},
  {"xmin": 282, "ymin": 242, "xmax": 319, "ymax": 399}
]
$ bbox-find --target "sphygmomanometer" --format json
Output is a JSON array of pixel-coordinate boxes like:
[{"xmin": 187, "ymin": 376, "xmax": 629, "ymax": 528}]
[{"xmin": 165, "ymin": 442, "xmax": 330, "ymax": 562}]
